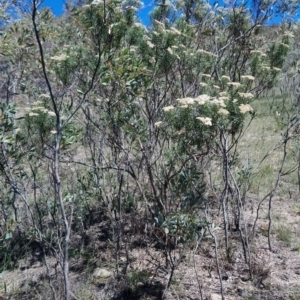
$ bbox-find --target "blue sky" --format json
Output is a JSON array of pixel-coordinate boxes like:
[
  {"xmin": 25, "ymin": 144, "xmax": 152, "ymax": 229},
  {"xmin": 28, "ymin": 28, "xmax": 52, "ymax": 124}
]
[
  {"xmin": 40, "ymin": 0, "xmax": 64, "ymax": 15},
  {"xmin": 41, "ymin": 0, "xmax": 153, "ymax": 25},
  {"xmin": 41, "ymin": 0, "xmax": 298, "ymax": 26}
]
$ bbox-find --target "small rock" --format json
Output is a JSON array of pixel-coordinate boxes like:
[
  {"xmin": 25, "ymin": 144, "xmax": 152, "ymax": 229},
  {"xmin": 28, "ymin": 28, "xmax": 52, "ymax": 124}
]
[
  {"xmin": 93, "ymin": 268, "xmax": 112, "ymax": 279},
  {"xmin": 240, "ymin": 275, "xmax": 250, "ymax": 282},
  {"xmin": 136, "ymin": 282, "xmax": 144, "ymax": 288},
  {"xmin": 237, "ymin": 288, "xmax": 248, "ymax": 297},
  {"xmin": 211, "ymin": 294, "xmax": 222, "ymax": 300},
  {"xmin": 221, "ymin": 274, "xmax": 229, "ymax": 280}
]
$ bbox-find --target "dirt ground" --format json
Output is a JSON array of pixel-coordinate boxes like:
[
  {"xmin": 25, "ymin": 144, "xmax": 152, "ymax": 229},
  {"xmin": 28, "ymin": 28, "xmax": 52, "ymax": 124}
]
[{"xmin": 1, "ymin": 191, "xmax": 300, "ymax": 300}]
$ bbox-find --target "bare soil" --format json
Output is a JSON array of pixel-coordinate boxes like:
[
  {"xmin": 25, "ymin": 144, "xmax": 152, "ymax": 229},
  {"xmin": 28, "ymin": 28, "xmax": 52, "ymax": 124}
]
[{"xmin": 1, "ymin": 193, "xmax": 300, "ymax": 300}]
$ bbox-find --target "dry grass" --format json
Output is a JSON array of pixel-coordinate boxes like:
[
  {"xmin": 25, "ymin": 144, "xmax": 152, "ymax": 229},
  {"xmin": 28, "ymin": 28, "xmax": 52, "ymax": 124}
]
[
  {"xmin": 238, "ymin": 97, "xmax": 299, "ymax": 197},
  {"xmin": 3, "ymin": 97, "xmax": 300, "ymax": 299}
]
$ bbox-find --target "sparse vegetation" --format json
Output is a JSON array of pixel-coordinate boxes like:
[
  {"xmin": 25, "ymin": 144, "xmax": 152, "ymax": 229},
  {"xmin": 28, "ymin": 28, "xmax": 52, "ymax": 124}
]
[
  {"xmin": 276, "ymin": 223, "xmax": 293, "ymax": 245},
  {"xmin": 0, "ymin": 0, "xmax": 300, "ymax": 299}
]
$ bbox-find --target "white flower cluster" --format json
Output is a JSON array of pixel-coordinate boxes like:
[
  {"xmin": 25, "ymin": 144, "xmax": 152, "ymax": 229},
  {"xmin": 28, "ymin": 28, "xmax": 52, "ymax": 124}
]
[
  {"xmin": 250, "ymin": 50, "xmax": 267, "ymax": 57},
  {"xmin": 238, "ymin": 92, "xmax": 254, "ymax": 99},
  {"xmin": 283, "ymin": 31, "xmax": 294, "ymax": 38},
  {"xmin": 161, "ymin": 78, "xmax": 257, "ymax": 128},
  {"xmin": 279, "ymin": 43, "xmax": 289, "ymax": 48},
  {"xmin": 196, "ymin": 117, "xmax": 212, "ymax": 126},
  {"xmin": 162, "ymin": 105, "xmax": 175, "ymax": 112},
  {"xmin": 154, "ymin": 121, "xmax": 163, "ymax": 127},
  {"xmin": 241, "ymin": 75, "xmax": 255, "ymax": 81},
  {"xmin": 218, "ymin": 108, "xmax": 229, "ymax": 115},
  {"xmin": 170, "ymin": 27, "xmax": 181, "ymax": 35},
  {"xmin": 24, "ymin": 100, "xmax": 57, "ymax": 119},
  {"xmin": 153, "ymin": 20, "xmax": 165, "ymax": 28},
  {"xmin": 177, "ymin": 97, "xmax": 194, "ymax": 105},
  {"xmin": 239, "ymin": 104, "xmax": 253, "ymax": 114},
  {"xmin": 50, "ymin": 53, "xmax": 69, "ymax": 61},
  {"xmin": 211, "ymin": 98, "xmax": 226, "ymax": 107},
  {"xmin": 91, "ymin": 0, "xmax": 102, "ymax": 4},
  {"xmin": 40, "ymin": 93, "xmax": 51, "ymax": 98},
  {"xmin": 273, "ymin": 67, "xmax": 281, "ymax": 72},
  {"xmin": 195, "ymin": 94, "xmax": 211, "ymax": 105},
  {"xmin": 221, "ymin": 75, "xmax": 230, "ymax": 81},
  {"xmin": 227, "ymin": 82, "xmax": 242, "ymax": 87},
  {"xmin": 167, "ymin": 47, "xmax": 173, "ymax": 55},
  {"xmin": 147, "ymin": 41, "xmax": 155, "ymax": 48},
  {"xmin": 197, "ymin": 49, "xmax": 217, "ymax": 57}
]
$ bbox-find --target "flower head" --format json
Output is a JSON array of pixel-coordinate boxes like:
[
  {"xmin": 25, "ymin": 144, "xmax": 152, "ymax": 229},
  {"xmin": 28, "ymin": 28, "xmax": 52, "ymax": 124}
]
[
  {"xmin": 50, "ymin": 54, "xmax": 69, "ymax": 61},
  {"xmin": 167, "ymin": 47, "xmax": 173, "ymax": 55},
  {"xmin": 227, "ymin": 82, "xmax": 242, "ymax": 87},
  {"xmin": 133, "ymin": 22, "xmax": 144, "ymax": 28},
  {"xmin": 28, "ymin": 112, "xmax": 39, "ymax": 117},
  {"xmin": 239, "ymin": 104, "xmax": 253, "ymax": 114},
  {"xmin": 279, "ymin": 43, "xmax": 289, "ymax": 48},
  {"xmin": 147, "ymin": 41, "xmax": 155, "ymax": 48},
  {"xmin": 170, "ymin": 27, "xmax": 181, "ymax": 35},
  {"xmin": 40, "ymin": 93, "xmax": 51, "ymax": 98},
  {"xmin": 175, "ymin": 128, "xmax": 186, "ymax": 135},
  {"xmin": 211, "ymin": 98, "xmax": 226, "ymax": 107},
  {"xmin": 197, "ymin": 49, "xmax": 217, "ymax": 57},
  {"xmin": 218, "ymin": 108, "xmax": 230, "ymax": 115},
  {"xmin": 202, "ymin": 74, "xmax": 211, "ymax": 78},
  {"xmin": 250, "ymin": 50, "xmax": 267, "ymax": 57},
  {"xmin": 162, "ymin": 105, "xmax": 175, "ymax": 112},
  {"xmin": 129, "ymin": 46, "xmax": 137, "ymax": 53},
  {"xmin": 238, "ymin": 92, "xmax": 254, "ymax": 99},
  {"xmin": 177, "ymin": 97, "xmax": 194, "ymax": 105},
  {"xmin": 272, "ymin": 67, "xmax": 281, "ymax": 72},
  {"xmin": 241, "ymin": 75, "xmax": 255, "ymax": 81},
  {"xmin": 196, "ymin": 117, "xmax": 212, "ymax": 126},
  {"xmin": 149, "ymin": 57, "xmax": 156, "ymax": 64},
  {"xmin": 31, "ymin": 106, "xmax": 44, "ymax": 111},
  {"xmin": 154, "ymin": 20, "xmax": 165, "ymax": 28},
  {"xmin": 32, "ymin": 101, "xmax": 42, "ymax": 105},
  {"xmin": 222, "ymin": 75, "xmax": 230, "ymax": 81},
  {"xmin": 195, "ymin": 94, "xmax": 210, "ymax": 105},
  {"xmin": 283, "ymin": 31, "xmax": 294, "ymax": 38}
]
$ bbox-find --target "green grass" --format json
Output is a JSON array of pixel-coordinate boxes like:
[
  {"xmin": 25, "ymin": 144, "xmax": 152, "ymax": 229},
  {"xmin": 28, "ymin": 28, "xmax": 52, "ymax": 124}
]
[
  {"xmin": 275, "ymin": 223, "xmax": 292, "ymax": 246},
  {"xmin": 238, "ymin": 97, "xmax": 300, "ymax": 197}
]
